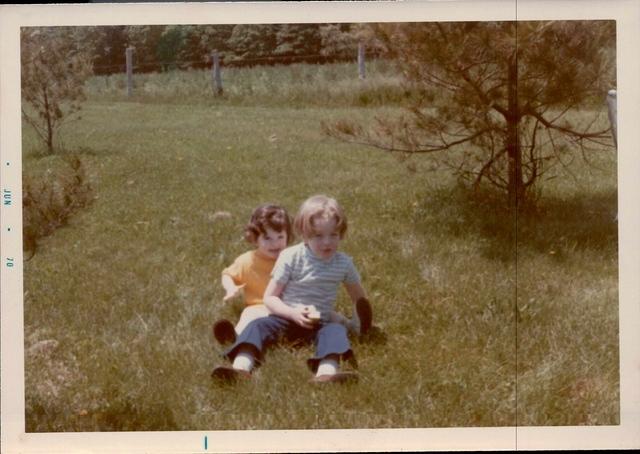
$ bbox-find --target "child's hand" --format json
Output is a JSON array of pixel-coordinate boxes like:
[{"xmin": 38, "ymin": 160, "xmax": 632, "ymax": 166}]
[
  {"xmin": 304, "ymin": 306, "xmax": 322, "ymax": 324},
  {"xmin": 289, "ymin": 305, "xmax": 314, "ymax": 329},
  {"xmin": 223, "ymin": 283, "xmax": 246, "ymax": 302}
]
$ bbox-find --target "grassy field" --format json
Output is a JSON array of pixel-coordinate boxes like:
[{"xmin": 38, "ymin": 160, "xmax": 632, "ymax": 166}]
[{"xmin": 22, "ymin": 63, "xmax": 619, "ymax": 431}]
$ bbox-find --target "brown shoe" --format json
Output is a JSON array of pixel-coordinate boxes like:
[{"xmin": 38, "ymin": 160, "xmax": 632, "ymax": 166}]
[
  {"xmin": 310, "ymin": 371, "xmax": 359, "ymax": 384},
  {"xmin": 211, "ymin": 366, "xmax": 251, "ymax": 382},
  {"xmin": 356, "ymin": 297, "xmax": 372, "ymax": 335},
  {"xmin": 213, "ymin": 319, "xmax": 236, "ymax": 345}
]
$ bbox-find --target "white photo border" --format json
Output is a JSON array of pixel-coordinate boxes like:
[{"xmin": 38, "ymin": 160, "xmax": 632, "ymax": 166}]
[{"xmin": 1, "ymin": 1, "xmax": 638, "ymax": 452}]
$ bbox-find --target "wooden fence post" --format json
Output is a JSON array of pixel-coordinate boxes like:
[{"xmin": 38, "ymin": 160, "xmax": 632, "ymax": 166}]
[
  {"xmin": 607, "ymin": 89, "xmax": 617, "ymax": 149},
  {"xmin": 358, "ymin": 42, "xmax": 366, "ymax": 80},
  {"xmin": 126, "ymin": 47, "xmax": 134, "ymax": 97},
  {"xmin": 211, "ymin": 50, "xmax": 223, "ymax": 95}
]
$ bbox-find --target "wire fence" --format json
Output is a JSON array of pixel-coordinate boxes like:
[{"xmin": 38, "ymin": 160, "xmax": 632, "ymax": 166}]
[
  {"xmin": 96, "ymin": 45, "xmax": 370, "ymax": 97},
  {"xmin": 91, "ymin": 52, "xmax": 362, "ymax": 74}
]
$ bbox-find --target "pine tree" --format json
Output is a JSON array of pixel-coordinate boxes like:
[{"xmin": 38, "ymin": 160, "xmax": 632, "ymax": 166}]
[
  {"xmin": 157, "ymin": 26, "xmax": 188, "ymax": 71},
  {"xmin": 324, "ymin": 21, "xmax": 616, "ymax": 205}
]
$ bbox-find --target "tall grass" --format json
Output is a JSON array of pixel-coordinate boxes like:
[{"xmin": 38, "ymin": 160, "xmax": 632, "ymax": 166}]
[
  {"xmin": 85, "ymin": 60, "xmax": 414, "ymax": 108},
  {"xmin": 22, "ymin": 64, "xmax": 618, "ymax": 431}
]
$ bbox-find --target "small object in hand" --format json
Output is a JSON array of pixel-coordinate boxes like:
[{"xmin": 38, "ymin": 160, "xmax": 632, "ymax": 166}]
[{"xmin": 305, "ymin": 306, "xmax": 321, "ymax": 323}]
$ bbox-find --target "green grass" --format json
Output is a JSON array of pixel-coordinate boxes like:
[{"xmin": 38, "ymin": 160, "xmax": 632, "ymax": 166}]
[{"xmin": 22, "ymin": 70, "xmax": 618, "ymax": 431}]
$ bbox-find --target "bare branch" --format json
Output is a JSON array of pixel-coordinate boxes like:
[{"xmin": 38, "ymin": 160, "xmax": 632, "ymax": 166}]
[
  {"xmin": 325, "ymin": 119, "xmax": 495, "ymax": 155},
  {"xmin": 474, "ymin": 147, "xmax": 508, "ymax": 190},
  {"xmin": 524, "ymin": 107, "xmax": 611, "ymax": 141}
]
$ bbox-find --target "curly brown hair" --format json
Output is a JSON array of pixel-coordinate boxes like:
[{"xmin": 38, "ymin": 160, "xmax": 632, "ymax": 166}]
[{"xmin": 244, "ymin": 204, "xmax": 293, "ymax": 244}]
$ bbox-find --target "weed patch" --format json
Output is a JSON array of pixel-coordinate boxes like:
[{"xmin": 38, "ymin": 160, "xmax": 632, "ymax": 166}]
[{"xmin": 22, "ymin": 155, "xmax": 94, "ymax": 259}]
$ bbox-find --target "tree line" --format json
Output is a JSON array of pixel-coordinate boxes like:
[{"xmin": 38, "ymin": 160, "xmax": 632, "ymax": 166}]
[{"xmin": 51, "ymin": 24, "xmax": 380, "ymax": 74}]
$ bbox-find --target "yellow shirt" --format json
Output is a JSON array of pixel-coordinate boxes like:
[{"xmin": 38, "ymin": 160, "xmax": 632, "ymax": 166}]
[{"xmin": 221, "ymin": 250, "xmax": 276, "ymax": 306}]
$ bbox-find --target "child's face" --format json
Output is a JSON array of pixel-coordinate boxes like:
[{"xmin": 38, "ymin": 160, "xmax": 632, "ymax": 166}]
[
  {"xmin": 256, "ymin": 227, "xmax": 287, "ymax": 260},
  {"xmin": 306, "ymin": 216, "xmax": 340, "ymax": 260}
]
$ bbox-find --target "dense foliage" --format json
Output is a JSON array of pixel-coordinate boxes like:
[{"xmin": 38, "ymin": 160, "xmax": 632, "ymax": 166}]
[{"xmin": 68, "ymin": 23, "xmax": 377, "ymax": 74}]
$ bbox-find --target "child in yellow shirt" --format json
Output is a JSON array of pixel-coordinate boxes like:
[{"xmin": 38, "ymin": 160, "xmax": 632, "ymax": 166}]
[{"xmin": 213, "ymin": 204, "xmax": 292, "ymax": 344}]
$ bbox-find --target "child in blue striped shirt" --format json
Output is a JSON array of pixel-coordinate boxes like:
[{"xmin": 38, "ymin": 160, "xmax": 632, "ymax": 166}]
[{"xmin": 212, "ymin": 195, "xmax": 372, "ymax": 383}]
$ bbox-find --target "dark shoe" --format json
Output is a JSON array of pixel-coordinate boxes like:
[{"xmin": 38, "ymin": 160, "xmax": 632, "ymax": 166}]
[
  {"xmin": 356, "ymin": 297, "xmax": 372, "ymax": 335},
  {"xmin": 310, "ymin": 371, "xmax": 359, "ymax": 384},
  {"xmin": 211, "ymin": 366, "xmax": 251, "ymax": 382},
  {"xmin": 213, "ymin": 319, "xmax": 236, "ymax": 345}
]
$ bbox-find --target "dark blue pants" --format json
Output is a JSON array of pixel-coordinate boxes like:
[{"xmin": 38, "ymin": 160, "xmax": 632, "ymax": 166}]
[{"xmin": 224, "ymin": 315, "xmax": 354, "ymax": 372}]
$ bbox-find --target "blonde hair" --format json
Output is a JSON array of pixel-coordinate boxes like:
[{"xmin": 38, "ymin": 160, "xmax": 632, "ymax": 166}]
[{"xmin": 294, "ymin": 195, "xmax": 347, "ymax": 239}]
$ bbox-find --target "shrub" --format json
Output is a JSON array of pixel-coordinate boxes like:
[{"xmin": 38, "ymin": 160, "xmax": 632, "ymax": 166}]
[
  {"xmin": 21, "ymin": 27, "xmax": 93, "ymax": 154},
  {"xmin": 23, "ymin": 156, "xmax": 94, "ymax": 259}
]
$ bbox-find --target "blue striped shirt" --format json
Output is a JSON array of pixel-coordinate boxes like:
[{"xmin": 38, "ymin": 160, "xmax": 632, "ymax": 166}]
[{"xmin": 271, "ymin": 242, "xmax": 361, "ymax": 320}]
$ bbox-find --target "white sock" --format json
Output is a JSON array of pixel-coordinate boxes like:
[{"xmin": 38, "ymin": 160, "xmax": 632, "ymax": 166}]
[
  {"xmin": 232, "ymin": 351, "xmax": 255, "ymax": 372},
  {"xmin": 315, "ymin": 358, "xmax": 339, "ymax": 377}
]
